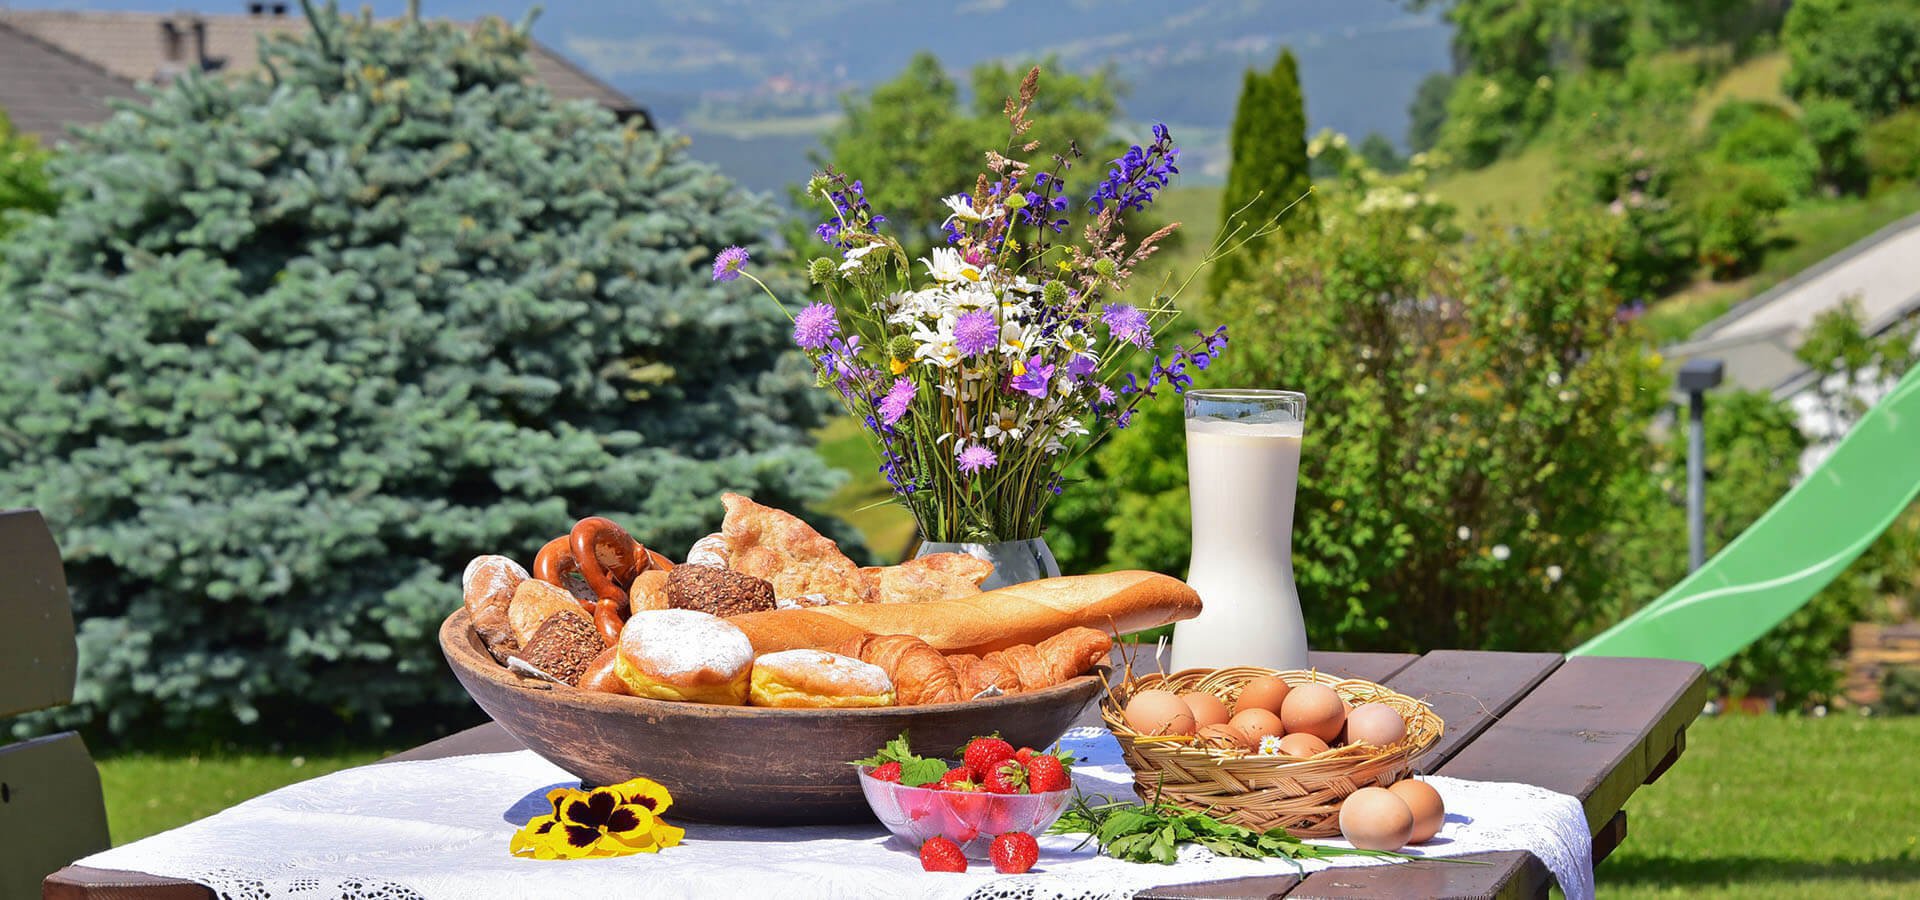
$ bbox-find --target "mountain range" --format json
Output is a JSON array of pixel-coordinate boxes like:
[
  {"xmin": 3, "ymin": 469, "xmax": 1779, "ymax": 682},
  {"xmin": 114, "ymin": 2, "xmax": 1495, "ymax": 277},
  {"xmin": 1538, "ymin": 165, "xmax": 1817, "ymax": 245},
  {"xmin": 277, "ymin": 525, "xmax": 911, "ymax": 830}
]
[{"xmin": 9, "ymin": 0, "xmax": 1454, "ymax": 194}]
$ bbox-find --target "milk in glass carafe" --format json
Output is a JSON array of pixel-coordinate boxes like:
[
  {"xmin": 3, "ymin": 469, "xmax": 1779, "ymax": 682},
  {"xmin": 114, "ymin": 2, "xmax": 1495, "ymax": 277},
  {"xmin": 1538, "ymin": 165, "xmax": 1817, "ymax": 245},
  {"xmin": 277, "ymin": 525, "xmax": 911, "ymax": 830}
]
[{"xmin": 1169, "ymin": 389, "xmax": 1309, "ymax": 671}]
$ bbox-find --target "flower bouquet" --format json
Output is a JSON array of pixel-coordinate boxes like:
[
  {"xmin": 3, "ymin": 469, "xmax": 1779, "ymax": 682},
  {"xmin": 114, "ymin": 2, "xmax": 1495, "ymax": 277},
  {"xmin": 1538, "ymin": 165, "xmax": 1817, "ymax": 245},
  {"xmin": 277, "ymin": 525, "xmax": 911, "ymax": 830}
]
[{"xmin": 714, "ymin": 69, "xmax": 1238, "ymax": 545}]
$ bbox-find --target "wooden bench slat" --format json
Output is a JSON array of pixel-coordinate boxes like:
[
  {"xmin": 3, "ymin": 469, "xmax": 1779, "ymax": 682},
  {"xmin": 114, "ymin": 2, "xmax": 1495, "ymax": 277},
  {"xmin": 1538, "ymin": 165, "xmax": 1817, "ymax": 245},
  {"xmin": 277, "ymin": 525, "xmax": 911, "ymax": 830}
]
[
  {"xmin": 2, "ymin": 732, "xmax": 110, "ymax": 898},
  {"xmin": 0, "ymin": 509, "xmax": 79, "ymax": 720},
  {"xmin": 1390, "ymin": 650, "xmax": 1565, "ymax": 775}
]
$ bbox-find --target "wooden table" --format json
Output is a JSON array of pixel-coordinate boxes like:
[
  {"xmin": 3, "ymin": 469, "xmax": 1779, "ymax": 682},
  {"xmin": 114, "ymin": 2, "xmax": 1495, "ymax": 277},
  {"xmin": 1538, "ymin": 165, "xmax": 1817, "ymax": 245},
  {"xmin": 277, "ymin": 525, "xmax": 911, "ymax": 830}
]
[{"xmin": 45, "ymin": 649, "xmax": 1706, "ymax": 899}]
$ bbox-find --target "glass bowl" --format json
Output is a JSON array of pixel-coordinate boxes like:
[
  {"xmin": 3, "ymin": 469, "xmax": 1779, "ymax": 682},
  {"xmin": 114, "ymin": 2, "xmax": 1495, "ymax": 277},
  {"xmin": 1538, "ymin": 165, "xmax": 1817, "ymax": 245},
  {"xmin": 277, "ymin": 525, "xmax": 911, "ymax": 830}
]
[{"xmin": 857, "ymin": 767, "xmax": 1072, "ymax": 858}]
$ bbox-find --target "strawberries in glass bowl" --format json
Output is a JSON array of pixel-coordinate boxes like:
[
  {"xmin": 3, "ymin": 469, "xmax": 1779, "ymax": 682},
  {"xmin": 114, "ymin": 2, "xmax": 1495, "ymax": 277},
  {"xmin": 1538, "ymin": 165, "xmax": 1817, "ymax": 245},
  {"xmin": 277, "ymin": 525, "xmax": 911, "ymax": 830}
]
[{"xmin": 859, "ymin": 768, "xmax": 1072, "ymax": 858}]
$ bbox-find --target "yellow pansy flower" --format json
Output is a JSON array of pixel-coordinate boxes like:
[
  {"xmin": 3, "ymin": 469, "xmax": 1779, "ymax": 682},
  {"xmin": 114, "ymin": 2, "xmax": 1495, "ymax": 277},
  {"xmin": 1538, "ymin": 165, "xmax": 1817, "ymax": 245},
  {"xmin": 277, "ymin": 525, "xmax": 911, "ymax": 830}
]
[{"xmin": 509, "ymin": 777, "xmax": 682, "ymax": 860}]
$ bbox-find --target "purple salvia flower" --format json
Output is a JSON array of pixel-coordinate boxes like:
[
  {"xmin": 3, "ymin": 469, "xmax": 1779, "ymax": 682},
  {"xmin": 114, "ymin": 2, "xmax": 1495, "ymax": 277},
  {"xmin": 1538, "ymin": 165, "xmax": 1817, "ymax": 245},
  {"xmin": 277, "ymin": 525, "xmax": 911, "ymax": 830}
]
[
  {"xmin": 954, "ymin": 309, "xmax": 999, "ymax": 357},
  {"xmin": 711, "ymin": 246, "xmax": 750, "ymax": 282},
  {"xmin": 1102, "ymin": 303, "xmax": 1150, "ymax": 346},
  {"xmin": 1009, "ymin": 355, "xmax": 1054, "ymax": 398},
  {"xmin": 793, "ymin": 303, "xmax": 840, "ymax": 350},
  {"xmin": 957, "ymin": 443, "xmax": 998, "ymax": 474},
  {"xmin": 877, "ymin": 377, "xmax": 916, "ymax": 425}
]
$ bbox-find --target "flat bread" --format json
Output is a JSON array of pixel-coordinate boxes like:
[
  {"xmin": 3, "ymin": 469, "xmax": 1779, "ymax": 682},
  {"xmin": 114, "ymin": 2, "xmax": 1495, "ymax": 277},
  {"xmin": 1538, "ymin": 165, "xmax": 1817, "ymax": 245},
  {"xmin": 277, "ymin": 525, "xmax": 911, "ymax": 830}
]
[{"xmin": 721, "ymin": 493, "xmax": 869, "ymax": 603}]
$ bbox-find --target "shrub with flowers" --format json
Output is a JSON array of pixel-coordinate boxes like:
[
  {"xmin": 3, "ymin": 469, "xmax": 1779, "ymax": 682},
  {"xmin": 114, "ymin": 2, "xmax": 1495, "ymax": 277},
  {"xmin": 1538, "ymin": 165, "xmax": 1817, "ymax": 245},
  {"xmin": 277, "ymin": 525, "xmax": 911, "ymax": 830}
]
[{"xmin": 713, "ymin": 69, "xmax": 1235, "ymax": 543}]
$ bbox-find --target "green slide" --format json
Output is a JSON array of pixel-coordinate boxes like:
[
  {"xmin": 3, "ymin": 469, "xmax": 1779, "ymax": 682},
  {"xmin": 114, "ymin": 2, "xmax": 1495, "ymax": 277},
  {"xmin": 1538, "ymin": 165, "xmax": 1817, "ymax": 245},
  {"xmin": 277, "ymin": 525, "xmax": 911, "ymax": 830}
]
[{"xmin": 1572, "ymin": 363, "xmax": 1920, "ymax": 666}]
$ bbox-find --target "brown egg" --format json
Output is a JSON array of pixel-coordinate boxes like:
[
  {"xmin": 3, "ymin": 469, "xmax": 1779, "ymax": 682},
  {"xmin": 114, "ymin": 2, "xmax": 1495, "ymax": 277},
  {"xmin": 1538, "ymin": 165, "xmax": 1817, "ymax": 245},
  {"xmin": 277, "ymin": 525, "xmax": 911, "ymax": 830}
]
[
  {"xmin": 1280, "ymin": 683, "xmax": 1347, "ymax": 742},
  {"xmin": 1197, "ymin": 723, "xmax": 1253, "ymax": 751},
  {"xmin": 1277, "ymin": 732, "xmax": 1330, "ymax": 758},
  {"xmin": 1233, "ymin": 675, "xmax": 1293, "ymax": 716},
  {"xmin": 1339, "ymin": 786, "xmax": 1414, "ymax": 851},
  {"xmin": 1345, "ymin": 702, "xmax": 1408, "ymax": 747},
  {"xmin": 1124, "ymin": 689, "xmax": 1196, "ymax": 736},
  {"xmin": 1389, "ymin": 778, "xmax": 1446, "ymax": 843},
  {"xmin": 1180, "ymin": 692, "xmax": 1232, "ymax": 728},
  {"xmin": 1229, "ymin": 707, "xmax": 1285, "ymax": 744}
]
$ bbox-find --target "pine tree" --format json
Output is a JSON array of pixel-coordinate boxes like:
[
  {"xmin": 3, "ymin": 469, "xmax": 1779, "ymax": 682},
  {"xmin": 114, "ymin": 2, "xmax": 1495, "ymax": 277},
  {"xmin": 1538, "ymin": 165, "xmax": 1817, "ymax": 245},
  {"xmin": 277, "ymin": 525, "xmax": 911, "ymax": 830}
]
[
  {"xmin": 1210, "ymin": 50, "xmax": 1316, "ymax": 297},
  {"xmin": 0, "ymin": 4, "xmax": 845, "ymax": 741}
]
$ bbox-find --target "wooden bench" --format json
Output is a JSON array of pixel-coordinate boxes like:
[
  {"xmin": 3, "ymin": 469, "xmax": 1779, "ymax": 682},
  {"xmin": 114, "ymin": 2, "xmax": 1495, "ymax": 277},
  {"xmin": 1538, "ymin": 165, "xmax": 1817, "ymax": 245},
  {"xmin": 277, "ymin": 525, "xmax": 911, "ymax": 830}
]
[{"xmin": 2, "ymin": 508, "xmax": 112, "ymax": 898}]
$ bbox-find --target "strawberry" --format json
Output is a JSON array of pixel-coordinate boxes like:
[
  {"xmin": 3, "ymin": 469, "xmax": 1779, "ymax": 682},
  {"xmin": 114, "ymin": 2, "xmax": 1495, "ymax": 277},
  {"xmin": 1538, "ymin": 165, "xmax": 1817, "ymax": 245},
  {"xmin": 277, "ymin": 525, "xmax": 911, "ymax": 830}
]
[
  {"xmin": 938, "ymin": 767, "xmax": 981, "ymax": 792},
  {"xmin": 962, "ymin": 736, "xmax": 1015, "ymax": 777},
  {"xmin": 941, "ymin": 789, "xmax": 991, "ymax": 842},
  {"xmin": 981, "ymin": 759, "xmax": 1028, "ymax": 795},
  {"xmin": 919, "ymin": 836, "xmax": 969, "ymax": 873},
  {"xmin": 989, "ymin": 832, "xmax": 1039, "ymax": 874},
  {"xmin": 869, "ymin": 761, "xmax": 903, "ymax": 783},
  {"xmin": 1013, "ymin": 747, "xmax": 1037, "ymax": 765},
  {"xmin": 1024, "ymin": 754, "xmax": 1070, "ymax": 793}
]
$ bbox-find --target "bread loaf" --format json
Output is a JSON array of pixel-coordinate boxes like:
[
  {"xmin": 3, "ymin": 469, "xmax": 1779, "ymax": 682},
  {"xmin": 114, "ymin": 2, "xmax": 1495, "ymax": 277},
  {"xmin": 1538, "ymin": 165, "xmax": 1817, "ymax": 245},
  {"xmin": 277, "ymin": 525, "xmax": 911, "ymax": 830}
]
[
  {"xmin": 508, "ymin": 580, "xmax": 592, "ymax": 647},
  {"xmin": 729, "ymin": 571, "xmax": 1198, "ymax": 655}
]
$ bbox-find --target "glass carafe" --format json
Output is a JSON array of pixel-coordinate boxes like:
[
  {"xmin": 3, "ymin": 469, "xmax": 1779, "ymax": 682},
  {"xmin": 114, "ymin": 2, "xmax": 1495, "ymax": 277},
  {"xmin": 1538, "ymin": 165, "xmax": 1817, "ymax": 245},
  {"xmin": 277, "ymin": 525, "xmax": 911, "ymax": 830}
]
[{"xmin": 1169, "ymin": 389, "xmax": 1309, "ymax": 672}]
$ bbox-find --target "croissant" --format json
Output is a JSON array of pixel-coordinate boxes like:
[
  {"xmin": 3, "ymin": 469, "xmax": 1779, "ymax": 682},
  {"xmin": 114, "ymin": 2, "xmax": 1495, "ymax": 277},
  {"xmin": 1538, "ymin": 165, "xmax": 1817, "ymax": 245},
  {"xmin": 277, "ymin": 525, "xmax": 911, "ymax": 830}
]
[
  {"xmin": 837, "ymin": 633, "xmax": 962, "ymax": 705},
  {"xmin": 948, "ymin": 627, "xmax": 1112, "ymax": 697}
]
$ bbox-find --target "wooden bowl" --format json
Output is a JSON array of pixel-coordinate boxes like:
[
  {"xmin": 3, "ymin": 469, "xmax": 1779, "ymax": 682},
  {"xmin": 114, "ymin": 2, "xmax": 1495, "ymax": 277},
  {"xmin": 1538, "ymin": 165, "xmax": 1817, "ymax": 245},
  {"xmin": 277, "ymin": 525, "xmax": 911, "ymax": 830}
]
[{"xmin": 439, "ymin": 609, "xmax": 1104, "ymax": 825}]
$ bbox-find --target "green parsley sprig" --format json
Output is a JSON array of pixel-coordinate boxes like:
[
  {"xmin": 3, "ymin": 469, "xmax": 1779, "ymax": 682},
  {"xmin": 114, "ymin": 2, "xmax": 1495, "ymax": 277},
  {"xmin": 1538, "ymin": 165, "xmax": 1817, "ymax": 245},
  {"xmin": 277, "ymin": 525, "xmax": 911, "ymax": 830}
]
[{"xmin": 1048, "ymin": 792, "xmax": 1447, "ymax": 868}]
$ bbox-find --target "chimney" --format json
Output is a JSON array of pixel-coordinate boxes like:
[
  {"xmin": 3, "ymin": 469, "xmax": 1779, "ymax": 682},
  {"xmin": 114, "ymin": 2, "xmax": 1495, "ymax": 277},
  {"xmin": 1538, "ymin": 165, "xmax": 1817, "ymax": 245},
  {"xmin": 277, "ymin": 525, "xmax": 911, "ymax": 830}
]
[{"xmin": 191, "ymin": 19, "xmax": 209, "ymax": 68}]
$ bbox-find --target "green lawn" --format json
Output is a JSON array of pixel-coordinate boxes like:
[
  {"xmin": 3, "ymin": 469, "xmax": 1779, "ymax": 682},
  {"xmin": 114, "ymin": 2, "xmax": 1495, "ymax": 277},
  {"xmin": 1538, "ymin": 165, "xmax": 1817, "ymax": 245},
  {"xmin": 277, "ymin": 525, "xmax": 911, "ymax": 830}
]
[
  {"xmin": 98, "ymin": 747, "xmax": 396, "ymax": 844},
  {"xmin": 1429, "ymin": 142, "xmax": 1561, "ymax": 225},
  {"xmin": 94, "ymin": 713, "xmax": 1920, "ymax": 898},
  {"xmin": 1600, "ymin": 713, "xmax": 1920, "ymax": 898},
  {"xmin": 1689, "ymin": 52, "xmax": 1793, "ymax": 130}
]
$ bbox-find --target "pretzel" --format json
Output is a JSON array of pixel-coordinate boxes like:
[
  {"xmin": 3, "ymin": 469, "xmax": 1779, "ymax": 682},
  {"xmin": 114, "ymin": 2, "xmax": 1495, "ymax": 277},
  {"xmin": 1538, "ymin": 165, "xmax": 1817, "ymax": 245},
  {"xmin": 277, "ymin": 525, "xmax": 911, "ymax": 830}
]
[{"xmin": 532, "ymin": 517, "xmax": 675, "ymax": 645}]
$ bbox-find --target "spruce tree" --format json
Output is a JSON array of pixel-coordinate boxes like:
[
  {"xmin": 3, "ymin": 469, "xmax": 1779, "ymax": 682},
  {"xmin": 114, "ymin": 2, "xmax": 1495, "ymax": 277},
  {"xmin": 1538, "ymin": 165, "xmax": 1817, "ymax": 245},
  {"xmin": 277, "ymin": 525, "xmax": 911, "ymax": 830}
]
[
  {"xmin": 1210, "ymin": 50, "xmax": 1316, "ymax": 297},
  {"xmin": 0, "ymin": 4, "xmax": 842, "ymax": 740}
]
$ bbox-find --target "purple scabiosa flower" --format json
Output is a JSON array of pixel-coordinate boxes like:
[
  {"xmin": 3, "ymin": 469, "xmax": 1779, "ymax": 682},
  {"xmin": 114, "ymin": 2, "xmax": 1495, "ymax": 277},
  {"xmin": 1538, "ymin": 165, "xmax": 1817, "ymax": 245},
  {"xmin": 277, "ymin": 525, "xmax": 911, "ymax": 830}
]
[
  {"xmin": 953, "ymin": 309, "xmax": 999, "ymax": 357},
  {"xmin": 793, "ymin": 303, "xmax": 840, "ymax": 350},
  {"xmin": 877, "ymin": 377, "xmax": 916, "ymax": 425},
  {"xmin": 711, "ymin": 246, "xmax": 750, "ymax": 282},
  {"xmin": 1102, "ymin": 303, "xmax": 1150, "ymax": 346},
  {"xmin": 956, "ymin": 443, "xmax": 998, "ymax": 474},
  {"xmin": 1096, "ymin": 383, "xmax": 1117, "ymax": 406},
  {"xmin": 1009, "ymin": 355, "xmax": 1054, "ymax": 398}
]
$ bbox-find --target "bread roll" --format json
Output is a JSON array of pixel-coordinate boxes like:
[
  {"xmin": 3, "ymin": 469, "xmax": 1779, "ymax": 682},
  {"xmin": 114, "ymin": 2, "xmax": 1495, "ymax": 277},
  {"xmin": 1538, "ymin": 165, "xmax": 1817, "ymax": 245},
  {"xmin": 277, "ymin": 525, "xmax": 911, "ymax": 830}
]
[
  {"xmin": 629, "ymin": 569, "xmax": 672, "ymax": 613},
  {"xmin": 729, "ymin": 571, "xmax": 1199, "ymax": 655},
  {"xmin": 508, "ymin": 579, "xmax": 592, "ymax": 646},
  {"xmin": 578, "ymin": 645, "xmax": 629, "ymax": 694},
  {"xmin": 462, "ymin": 555, "xmax": 528, "ymax": 654},
  {"xmin": 749, "ymin": 649, "xmax": 894, "ymax": 708},
  {"xmin": 613, "ymin": 609, "xmax": 754, "ymax": 704}
]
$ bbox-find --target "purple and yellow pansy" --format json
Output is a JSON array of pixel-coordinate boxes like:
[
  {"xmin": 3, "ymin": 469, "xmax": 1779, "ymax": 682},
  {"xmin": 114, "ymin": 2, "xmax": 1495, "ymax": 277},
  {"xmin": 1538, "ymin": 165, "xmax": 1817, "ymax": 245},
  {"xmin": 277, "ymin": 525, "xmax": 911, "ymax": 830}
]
[{"xmin": 509, "ymin": 776, "xmax": 685, "ymax": 860}]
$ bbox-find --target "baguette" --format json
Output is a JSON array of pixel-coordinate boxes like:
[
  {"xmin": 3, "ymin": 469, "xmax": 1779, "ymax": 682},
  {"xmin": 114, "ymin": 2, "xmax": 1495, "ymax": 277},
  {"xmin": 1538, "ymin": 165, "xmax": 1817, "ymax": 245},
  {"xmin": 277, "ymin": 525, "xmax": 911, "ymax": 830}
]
[{"xmin": 728, "ymin": 570, "xmax": 1199, "ymax": 656}]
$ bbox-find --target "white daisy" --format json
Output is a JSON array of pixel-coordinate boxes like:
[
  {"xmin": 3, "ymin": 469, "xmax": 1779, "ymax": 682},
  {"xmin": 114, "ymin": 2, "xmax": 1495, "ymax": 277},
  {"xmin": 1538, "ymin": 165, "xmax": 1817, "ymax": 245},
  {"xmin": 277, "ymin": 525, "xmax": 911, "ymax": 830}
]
[
  {"xmin": 939, "ymin": 194, "xmax": 996, "ymax": 225},
  {"xmin": 984, "ymin": 409, "xmax": 1026, "ymax": 443},
  {"xmin": 838, "ymin": 242, "xmax": 881, "ymax": 272},
  {"xmin": 922, "ymin": 247, "xmax": 984, "ymax": 284}
]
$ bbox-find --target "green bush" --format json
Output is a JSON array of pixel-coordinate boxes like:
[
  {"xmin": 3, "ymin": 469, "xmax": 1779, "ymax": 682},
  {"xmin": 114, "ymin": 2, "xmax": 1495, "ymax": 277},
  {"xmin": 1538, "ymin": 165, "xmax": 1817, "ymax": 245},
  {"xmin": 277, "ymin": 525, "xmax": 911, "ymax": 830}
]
[
  {"xmin": 1706, "ymin": 103, "xmax": 1821, "ymax": 199},
  {"xmin": 1565, "ymin": 137, "xmax": 1698, "ymax": 300},
  {"xmin": 1688, "ymin": 160, "xmax": 1791, "ymax": 279},
  {"xmin": 0, "ymin": 107, "xmax": 56, "ymax": 238},
  {"xmin": 1053, "ymin": 183, "xmax": 1668, "ymax": 652},
  {"xmin": 1784, "ymin": 0, "xmax": 1920, "ymax": 118},
  {"xmin": 0, "ymin": 8, "xmax": 843, "ymax": 742},
  {"xmin": 1863, "ymin": 109, "xmax": 1920, "ymax": 190},
  {"xmin": 1435, "ymin": 73, "xmax": 1555, "ymax": 169},
  {"xmin": 1800, "ymin": 98, "xmax": 1869, "ymax": 195}
]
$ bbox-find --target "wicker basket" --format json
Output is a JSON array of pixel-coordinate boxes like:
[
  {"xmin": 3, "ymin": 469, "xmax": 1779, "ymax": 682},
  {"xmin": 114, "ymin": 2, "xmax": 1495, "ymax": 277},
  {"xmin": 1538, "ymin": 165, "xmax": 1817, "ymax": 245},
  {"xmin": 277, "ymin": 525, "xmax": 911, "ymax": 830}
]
[{"xmin": 1101, "ymin": 666, "xmax": 1443, "ymax": 837}]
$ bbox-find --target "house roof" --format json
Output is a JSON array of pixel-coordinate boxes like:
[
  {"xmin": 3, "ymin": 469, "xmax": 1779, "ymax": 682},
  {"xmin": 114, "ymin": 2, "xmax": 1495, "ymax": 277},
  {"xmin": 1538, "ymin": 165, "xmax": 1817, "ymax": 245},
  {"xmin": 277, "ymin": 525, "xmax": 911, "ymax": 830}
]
[
  {"xmin": 0, "ymin": 19, "xmax": 143, "ymax": 144},
  {"xmin": 0, "ymin": 9, "xmax": 643, "ymax": 144}
]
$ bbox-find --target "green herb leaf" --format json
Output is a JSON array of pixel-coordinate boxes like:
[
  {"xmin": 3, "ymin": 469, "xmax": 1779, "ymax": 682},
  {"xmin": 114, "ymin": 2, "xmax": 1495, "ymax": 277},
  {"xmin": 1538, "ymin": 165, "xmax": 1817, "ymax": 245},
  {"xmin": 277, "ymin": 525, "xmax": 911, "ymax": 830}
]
[{"xmin": 898, "ymin": 757, "xmax": 948, "ymax": 787}]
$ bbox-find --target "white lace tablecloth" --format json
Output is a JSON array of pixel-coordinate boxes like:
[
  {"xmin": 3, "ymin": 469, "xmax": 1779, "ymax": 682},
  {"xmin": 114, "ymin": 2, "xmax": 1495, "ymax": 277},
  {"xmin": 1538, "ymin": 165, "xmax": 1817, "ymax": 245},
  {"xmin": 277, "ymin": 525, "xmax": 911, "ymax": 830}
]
[{"xmin": 79, "ymin": 727, "xmax": 1593, "ymax": 900}]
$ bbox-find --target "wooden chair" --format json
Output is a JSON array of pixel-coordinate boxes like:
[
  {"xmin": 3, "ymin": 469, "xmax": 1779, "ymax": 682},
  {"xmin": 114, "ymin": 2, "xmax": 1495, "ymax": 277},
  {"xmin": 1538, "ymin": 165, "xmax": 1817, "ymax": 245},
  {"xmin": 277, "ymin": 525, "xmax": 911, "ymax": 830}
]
[{"xmin": 0, "ymin": 508, "xmax": 110, "ymax": 898}]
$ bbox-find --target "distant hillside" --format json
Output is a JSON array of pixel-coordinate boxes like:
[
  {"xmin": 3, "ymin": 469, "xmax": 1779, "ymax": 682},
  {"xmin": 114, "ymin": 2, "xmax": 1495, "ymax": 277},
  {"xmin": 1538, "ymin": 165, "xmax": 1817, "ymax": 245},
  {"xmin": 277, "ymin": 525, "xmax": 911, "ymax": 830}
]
[{"xmin": 553, "ymin": 0, "xmax": 1454, "ymax": 196}]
